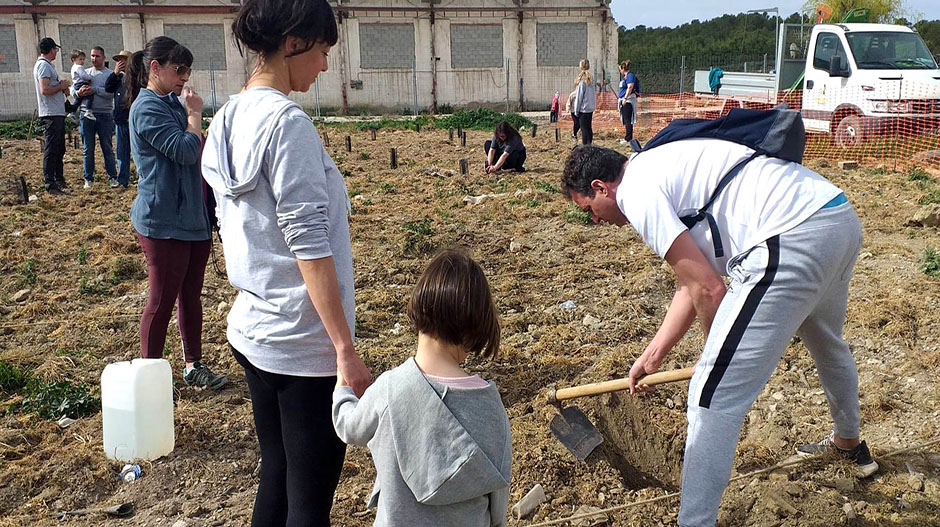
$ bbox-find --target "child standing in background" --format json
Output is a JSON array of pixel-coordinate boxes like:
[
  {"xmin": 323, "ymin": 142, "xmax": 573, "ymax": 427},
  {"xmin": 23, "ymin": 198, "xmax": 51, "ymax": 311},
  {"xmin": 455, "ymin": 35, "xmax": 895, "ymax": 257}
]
[
  {"xmin": 69, "ymin": 49, "xmax": 96, "ymax": 121},
  {"xmin": 549, "ymin": 91, "xmax": 559, "ymax": 122},
  {"xmin": 333, "ymin": 250, "xmax": 512, "ymax": 526}
]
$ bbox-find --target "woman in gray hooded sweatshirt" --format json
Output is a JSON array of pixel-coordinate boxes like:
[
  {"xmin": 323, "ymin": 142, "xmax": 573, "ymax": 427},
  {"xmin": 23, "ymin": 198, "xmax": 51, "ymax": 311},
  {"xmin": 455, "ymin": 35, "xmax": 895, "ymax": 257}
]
[
  {"xmin": 202, "ymin": 0, "xmax": 372, "ymax": 524},
  {"xmin": 333, "ymin": 250, "xmax": 512, "ymax": 526}
]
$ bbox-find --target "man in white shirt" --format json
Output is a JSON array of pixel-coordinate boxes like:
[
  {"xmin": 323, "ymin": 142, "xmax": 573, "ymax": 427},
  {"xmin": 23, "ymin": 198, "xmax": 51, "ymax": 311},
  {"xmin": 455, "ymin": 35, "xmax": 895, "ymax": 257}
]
[
  {"xmin": 560, "ymin": 142, "xmax": 877, "ymax": 526},
  {"xmin": 33, "ymin": 37, "xmax": 72, "ymax": 195}
]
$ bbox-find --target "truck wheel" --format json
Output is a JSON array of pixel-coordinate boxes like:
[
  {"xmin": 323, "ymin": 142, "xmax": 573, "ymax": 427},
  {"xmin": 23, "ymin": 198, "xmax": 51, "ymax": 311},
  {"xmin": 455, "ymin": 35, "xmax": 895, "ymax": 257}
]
[{"xmin": 834, "ymin": 114, "xmax": 864, "ymax": 148}]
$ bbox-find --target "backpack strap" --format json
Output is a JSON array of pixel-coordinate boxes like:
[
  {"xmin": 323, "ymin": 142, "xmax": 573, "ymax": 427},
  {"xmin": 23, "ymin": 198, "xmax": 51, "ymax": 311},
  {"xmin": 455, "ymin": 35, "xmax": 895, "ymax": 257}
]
[{"xmin": 678, "ymin": 151, "xmax": 760, "ymax": 258}]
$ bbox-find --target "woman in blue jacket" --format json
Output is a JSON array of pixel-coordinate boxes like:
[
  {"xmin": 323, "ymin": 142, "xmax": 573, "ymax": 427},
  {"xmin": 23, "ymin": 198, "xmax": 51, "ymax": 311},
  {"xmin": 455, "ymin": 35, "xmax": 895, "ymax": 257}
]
[{"xmin": 126, "ymin": 36, "xmax": 227, "ymax": 390}]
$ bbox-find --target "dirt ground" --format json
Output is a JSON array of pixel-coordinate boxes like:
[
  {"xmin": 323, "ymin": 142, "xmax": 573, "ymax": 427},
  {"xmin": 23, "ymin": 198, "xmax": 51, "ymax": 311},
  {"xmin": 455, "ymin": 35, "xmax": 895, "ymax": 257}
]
[{"xmin": 1, "ymin": 119, "xmax": 940, "ymax": 527}]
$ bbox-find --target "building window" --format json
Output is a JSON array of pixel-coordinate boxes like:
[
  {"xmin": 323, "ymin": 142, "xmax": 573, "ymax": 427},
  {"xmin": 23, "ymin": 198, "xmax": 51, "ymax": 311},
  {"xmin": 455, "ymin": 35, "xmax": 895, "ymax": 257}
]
[
  {"xmin": 58, "ymin": 24, "xmax": 123, "ymax": 69},
  {"xmin": 164, "ymin": 24, "xmax": 227, "ymax": 71},
  {"xmin": 359, "ymin": 24, "xmax": 415, "ymax": 70},
  {"xmin": 451, "ymin": 25, "xmax": 503, "ymax": 69},
  {"xmin": 537, "ymin": 22, "xmax": 587, "ymax": 67},
  {"xmin": 0, "ymin": 25, "xmax": 19, "ymax": 73}
]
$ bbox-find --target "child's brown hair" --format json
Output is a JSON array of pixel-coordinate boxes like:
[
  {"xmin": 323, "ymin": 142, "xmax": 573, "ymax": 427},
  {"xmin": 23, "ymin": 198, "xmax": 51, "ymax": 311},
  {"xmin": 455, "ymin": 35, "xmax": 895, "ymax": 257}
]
[
  {"xmin": 407, "ymin": 249, "xmax": 500, "ymax": 359},
  {"xmin": 70, "ymin": 49, "xmax": 85, "ymax": 62}
]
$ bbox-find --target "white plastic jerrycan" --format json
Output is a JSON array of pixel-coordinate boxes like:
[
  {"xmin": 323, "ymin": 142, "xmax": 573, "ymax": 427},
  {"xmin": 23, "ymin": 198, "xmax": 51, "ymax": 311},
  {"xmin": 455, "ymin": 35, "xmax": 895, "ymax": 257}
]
[{"xmin": 101, "ymin": 358, "xmax": 175, "ymax": 461}]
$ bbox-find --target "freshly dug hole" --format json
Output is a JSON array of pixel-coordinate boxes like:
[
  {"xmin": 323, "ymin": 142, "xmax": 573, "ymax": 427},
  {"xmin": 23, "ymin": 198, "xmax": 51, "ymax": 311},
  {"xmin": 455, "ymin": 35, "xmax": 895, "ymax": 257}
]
[{"xmin": 589, "ymin": 389, "xmax": 687, "ymax": 491}]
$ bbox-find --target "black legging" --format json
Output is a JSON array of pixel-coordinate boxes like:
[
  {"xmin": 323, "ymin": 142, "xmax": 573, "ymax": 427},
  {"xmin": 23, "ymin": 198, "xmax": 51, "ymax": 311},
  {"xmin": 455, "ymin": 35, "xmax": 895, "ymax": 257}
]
[
  {"xmin": 620, "ymin": 102, "xmax": 634, "ymax": 141},
  {"xmin": 233, "ymin": 347, "xmax": 346, "ymax": 527},
  {"xmin": 484, "ymin": 140, "xmax": 527, "ymax": 171},
  {"xmin": 571, "ymin": 112, "xmax": 580, "ymax": 138},
  {"xmin": 578, "ymin": 112, "xmax": 594, "ymax": 145}
]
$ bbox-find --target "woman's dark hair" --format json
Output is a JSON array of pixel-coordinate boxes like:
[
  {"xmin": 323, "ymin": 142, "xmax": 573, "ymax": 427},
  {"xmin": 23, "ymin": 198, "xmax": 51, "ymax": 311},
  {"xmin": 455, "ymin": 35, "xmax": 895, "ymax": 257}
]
[
  {"xmin": 124, "ymin": 36, "xmax": 193, "ymax": 108},
  {"xmin": 407, "ymin": 250, "xmax": 501, "ymax": 360},
  {"xmin": 494, "ymin": 121, "xmax": 520, "ymax": 142},
  {"xmin": 560, "ymin": 145, "xmax": 628, "ymax": 198},
  {"xmin": 232, "ymin": 0, "xmax": 338, "ymax": 58}
]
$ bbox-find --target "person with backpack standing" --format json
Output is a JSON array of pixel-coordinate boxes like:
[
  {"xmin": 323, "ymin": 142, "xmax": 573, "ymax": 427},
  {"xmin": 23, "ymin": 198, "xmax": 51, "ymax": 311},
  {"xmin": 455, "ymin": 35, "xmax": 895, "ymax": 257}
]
[
  {"xmin": 572, "ymin": 59, "xmax": 595, "ymax": 145},
  {"xmin": 559, "ymin": 112, "xmax": 877, "ymax": 526},
  {"xmin": 617, "ymin": 60, "xmax": 640, "ymax": 144}
]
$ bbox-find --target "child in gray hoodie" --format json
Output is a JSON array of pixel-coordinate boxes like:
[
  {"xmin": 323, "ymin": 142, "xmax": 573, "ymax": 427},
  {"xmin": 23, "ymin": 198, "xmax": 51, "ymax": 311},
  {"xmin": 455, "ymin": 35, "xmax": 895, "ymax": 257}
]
[{"xmin": 333, "ymin": 250, "xmax": 512, "ymax": 526}]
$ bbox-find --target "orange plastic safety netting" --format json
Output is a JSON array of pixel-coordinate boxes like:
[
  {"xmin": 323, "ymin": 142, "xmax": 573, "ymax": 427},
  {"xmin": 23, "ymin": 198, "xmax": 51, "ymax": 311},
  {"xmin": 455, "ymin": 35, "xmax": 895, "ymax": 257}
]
[{"xmin": 561, "ymin": 88, "xmax": 940, "ymax": 172}]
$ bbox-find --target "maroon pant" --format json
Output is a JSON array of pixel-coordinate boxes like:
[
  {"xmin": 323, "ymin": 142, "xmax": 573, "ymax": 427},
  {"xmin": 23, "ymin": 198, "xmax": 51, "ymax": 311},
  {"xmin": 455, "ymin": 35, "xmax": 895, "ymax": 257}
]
[{"xmin": 137, "ymin": 234, "xmax": 211, "ymax": 363}]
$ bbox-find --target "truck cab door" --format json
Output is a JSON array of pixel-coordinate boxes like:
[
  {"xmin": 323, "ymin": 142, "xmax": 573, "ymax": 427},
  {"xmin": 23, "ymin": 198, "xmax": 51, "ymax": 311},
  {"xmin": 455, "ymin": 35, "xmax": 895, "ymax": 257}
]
[{"xmin": 803, "ymin": 31, "xmax": 852, "ymax": 132}]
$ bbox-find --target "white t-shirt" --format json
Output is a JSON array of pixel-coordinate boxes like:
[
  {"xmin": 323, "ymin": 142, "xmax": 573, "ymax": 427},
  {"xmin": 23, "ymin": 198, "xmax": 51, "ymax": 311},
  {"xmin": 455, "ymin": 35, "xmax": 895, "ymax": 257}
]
[{"xmin": 616, "ymin": 138, "xmax": 842, "ymax": 276}]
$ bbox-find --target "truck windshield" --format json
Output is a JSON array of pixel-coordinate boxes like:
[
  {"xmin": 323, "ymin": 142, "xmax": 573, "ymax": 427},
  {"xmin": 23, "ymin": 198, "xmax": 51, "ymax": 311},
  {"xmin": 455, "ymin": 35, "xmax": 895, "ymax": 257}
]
[{"xmin": 846, "ymin": 31, "xmax": 938, "ymax": 69}]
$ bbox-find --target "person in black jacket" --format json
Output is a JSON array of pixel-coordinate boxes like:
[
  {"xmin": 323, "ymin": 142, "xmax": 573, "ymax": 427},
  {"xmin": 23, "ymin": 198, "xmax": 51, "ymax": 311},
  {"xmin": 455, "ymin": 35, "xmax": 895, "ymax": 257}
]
[
  {"xmin": 484, "ymin": 121, "xmax": 526, "ymax": 173},
  {"xmin": 106, "ymin": 50, "xmax": 133, "ymax": 189}
]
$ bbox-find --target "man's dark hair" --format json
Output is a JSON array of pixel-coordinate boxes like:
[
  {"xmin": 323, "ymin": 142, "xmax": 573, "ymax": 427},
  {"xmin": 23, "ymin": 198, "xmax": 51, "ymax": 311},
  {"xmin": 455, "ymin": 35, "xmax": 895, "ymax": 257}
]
[
  {"xmin": 232, "ymin": 0, "xmax": 339, "ymax": 58},
  {"xmin": 92, "ymin": 46, "xmax": 105, "ymax": 55},
  {"xmin": 560, "ymin": 145, "xmax": 628, "ymax": 198},
  {"xmin": 407, "ymin": 249, "xmax": 501, "ymax": 360}
]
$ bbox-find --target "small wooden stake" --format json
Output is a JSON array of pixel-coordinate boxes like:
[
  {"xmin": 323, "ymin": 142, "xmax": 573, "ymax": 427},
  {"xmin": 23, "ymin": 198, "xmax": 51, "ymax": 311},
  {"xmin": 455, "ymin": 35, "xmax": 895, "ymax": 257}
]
[
  {"xmin": 19, "ymin": 176, "xmax": 28, "ymax": 203},
  {"xmin": 390, "ymin": 148, "xmax": 398, "ymax": 169},
  {"xmin": 448, "ymin": 129, "xmax": 454, "ymax": 142},
  {"xmin": 531, "ymin": 124, "xmax": 537, "ymax": 137},
  {"xmin": 345, "ymin": 135, "xmax": 352, "ymax": 152},
  {"xmin": 457, "ymin": 127, "xmax": 463, "ymax": 139},
  {"xmin": 323, "ymin": 132, "xmax": 330, "ymax": 147},
  {"xmin": 371, "ymin": 128, "xmax": 377, "ymax": 141},
  {"xmin": 555, "ymin": 127, "xmax": 560, "ymax": 142},
  {"xmin": 459, "ymin": 158, "xmax": 468, "ymax": 175},
  {"xmin": 74, "ymin": 136, "xmax": 80, "ymax": 149},
  {"xmin": 415, "ymin": 123, "xmax": 421, "ymax": 133},
  {"xmin": 460, "ymin": 132, "xmax": 467, "ymax": 147}
]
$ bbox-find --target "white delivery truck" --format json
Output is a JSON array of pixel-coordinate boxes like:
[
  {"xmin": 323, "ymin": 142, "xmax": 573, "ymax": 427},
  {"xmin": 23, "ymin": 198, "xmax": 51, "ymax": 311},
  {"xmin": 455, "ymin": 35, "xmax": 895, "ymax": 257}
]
[{"xmin": 694, "ymin": 23, "xmax": 940, "ymax": 146}]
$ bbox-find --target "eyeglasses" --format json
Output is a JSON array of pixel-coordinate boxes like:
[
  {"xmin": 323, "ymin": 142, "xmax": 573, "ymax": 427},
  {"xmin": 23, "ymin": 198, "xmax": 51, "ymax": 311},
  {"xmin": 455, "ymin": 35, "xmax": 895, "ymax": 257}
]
[{"xmin": 169, "ymin": 64, "xmax": 192, "ymax": 76}]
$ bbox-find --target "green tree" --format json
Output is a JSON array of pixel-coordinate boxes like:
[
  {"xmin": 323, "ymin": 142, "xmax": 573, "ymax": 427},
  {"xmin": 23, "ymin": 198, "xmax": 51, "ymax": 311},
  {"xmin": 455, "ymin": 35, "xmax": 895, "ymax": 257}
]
[{"xmin": 802, "ymin": 0, "xmax": 907, "ymax": 24}]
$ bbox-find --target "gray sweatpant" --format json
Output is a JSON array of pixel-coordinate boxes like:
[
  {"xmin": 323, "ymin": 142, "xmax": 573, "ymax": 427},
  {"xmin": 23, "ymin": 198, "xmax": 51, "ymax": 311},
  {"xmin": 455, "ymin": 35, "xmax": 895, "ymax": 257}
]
[{"xmin": 679, "ymin": 203, "xmax": 863, "ymax": 526}]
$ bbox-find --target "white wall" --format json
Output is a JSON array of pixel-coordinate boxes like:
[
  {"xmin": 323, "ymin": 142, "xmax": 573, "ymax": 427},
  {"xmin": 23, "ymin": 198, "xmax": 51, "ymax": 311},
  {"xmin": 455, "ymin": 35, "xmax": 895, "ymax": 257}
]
[{"xmin": 0, "ymin": 0, "xmax": 617, "ymax": 118}]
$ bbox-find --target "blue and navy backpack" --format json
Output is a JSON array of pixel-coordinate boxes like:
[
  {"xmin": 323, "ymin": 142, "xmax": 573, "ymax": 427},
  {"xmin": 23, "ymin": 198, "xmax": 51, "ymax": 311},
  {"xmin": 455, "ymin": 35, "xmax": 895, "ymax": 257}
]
[{"xmin": 629, "ymin": 106, "xmax": 805, "ymax": 258}]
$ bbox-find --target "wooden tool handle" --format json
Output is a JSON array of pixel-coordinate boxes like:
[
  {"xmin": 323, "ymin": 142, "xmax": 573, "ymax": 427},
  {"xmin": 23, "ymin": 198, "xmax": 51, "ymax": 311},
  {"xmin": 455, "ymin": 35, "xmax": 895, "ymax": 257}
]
[{"xmin": 552, "ymin": 367, "xmax": 694, "ymax": 402}]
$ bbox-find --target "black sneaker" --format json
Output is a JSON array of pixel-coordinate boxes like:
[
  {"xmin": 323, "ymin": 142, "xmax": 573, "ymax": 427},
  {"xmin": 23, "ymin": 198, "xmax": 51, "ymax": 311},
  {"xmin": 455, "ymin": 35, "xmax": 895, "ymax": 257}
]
[
  {"xmin": 796, "ymin": 431, "xmax": 879, "ymax": 477},
  {"xmin": 47, "ymin": 186, "xmax": 66, "ymax": 196},
  {"xmin": 183, "ymin": 361, "xmax": 228, "ymax": 390}
]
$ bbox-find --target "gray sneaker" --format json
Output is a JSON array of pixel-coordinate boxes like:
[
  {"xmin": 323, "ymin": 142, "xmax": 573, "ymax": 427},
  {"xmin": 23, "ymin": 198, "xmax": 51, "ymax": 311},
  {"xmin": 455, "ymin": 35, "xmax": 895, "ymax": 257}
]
[
  {"xmin": 108, "ymin": 178, "xmax": 120, "ymax": 188},
  {"xmin": 183, "ymin": 361, "xmax": 228, "ymax": 390},
  {"xmin": 796, "ymin": 431, "xmax": 879, "ymax": 477}
]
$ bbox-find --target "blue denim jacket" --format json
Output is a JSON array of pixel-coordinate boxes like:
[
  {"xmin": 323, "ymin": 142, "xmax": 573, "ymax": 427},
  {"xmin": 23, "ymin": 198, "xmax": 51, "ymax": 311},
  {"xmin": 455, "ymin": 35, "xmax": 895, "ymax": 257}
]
[{"xmin": 129, "ymin": 89, "xmax": 209, "ymax": 241}]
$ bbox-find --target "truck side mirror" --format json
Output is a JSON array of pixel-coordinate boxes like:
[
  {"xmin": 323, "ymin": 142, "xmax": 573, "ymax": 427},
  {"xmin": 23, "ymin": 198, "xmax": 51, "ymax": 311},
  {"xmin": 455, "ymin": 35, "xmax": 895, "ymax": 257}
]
[{"xmin": 829, "ymin": 55, "xmax": 849, "ymax": 77}]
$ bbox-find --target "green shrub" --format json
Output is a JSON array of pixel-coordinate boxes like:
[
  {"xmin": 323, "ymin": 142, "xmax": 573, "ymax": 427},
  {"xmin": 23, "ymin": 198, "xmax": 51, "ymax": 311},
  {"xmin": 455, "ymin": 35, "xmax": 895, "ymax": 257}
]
[
  {"xmin": 0, "ymin": 120, "xmax": 32, "ymax": 140},
  {"xmin": 77, "ymin": 246, "xmax": 88, "ymax": 265},
  {"xmin": 535, "ymin": 181, "xmax": 559, "ymax": 193},
  {"xmin": 564, "ymin": 205, "xmax": 592, "ymax": 225},
  {"xmin": 19, "ymin": 378, "xmax": 99, "ymax": 420},
  {"xmin": 0, "ymin": 361, "xmax": 30, "ymax": 393},
  {"xmin": 79, "ymin": 276, "xmax": 111, "ymax": 296},
  {"xmin": 908, "ymin": 166, "xmax": 931, "ymax": 181},
  {"xmin": 436, "ymin": 108, "xmax": 533, "ymax": 132},
  {"xmin": 922, "ymin": 248, "xmax": 940, "ymax": 278},
  {"xmin": 109, "ymin": 256, "xmax": 144, "ymax": 284},
  {"xmin": 20, "ymin": 258, "xmax": 37, "ymax": 286}
]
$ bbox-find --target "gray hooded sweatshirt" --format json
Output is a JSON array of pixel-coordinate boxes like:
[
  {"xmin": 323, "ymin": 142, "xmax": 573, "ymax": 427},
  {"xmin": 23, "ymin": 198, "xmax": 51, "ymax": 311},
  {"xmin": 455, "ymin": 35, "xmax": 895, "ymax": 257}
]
[
  {"xmin": 333, "ymin": 358, "xmax": 512, "ymax": 526},
  {"xmin": 202, "ymin": 87, "xmax": 354, "ymax": 376}
]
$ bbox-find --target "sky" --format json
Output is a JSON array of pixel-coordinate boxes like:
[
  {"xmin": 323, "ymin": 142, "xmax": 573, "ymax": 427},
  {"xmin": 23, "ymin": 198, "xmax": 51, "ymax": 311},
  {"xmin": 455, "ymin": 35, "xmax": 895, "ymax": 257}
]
[{"xmin": 610, "ymin": 0, "xmax": 940, "ymax": 30}]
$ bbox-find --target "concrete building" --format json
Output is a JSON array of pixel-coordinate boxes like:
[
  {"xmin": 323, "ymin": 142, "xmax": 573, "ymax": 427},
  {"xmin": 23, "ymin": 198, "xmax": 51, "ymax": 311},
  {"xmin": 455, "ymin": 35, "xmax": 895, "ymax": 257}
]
[{"xmin": 0, "ymin": 0, "xmax": 618, "ymax": 119}]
